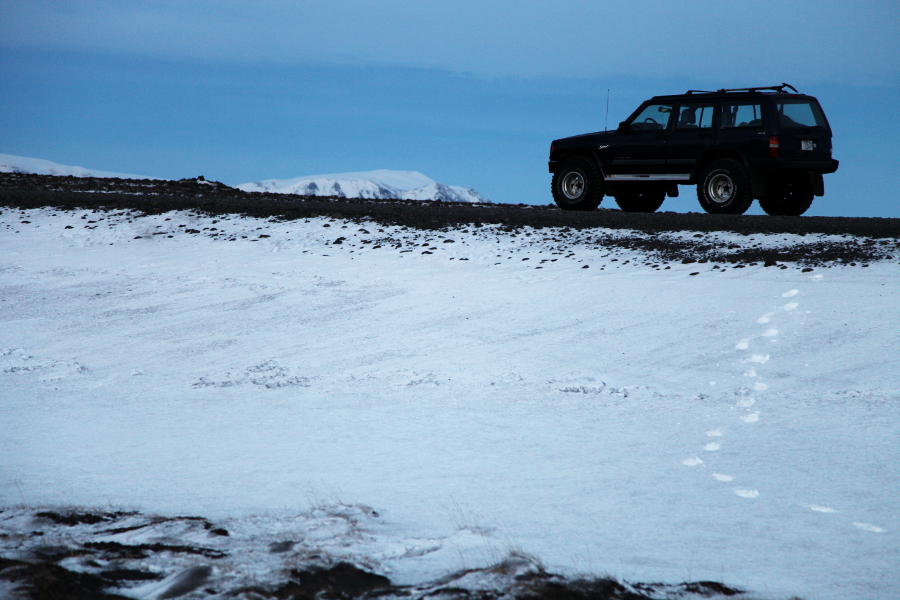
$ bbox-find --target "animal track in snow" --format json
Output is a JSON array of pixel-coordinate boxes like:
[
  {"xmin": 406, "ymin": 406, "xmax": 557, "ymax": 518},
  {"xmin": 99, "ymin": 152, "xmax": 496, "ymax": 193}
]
[
  {"xmin": 753, "ymin": 382, "xmax": 768, "ymax": 391},
  {"xmin": 749, "ymin": 354, "xmax": 770, "ymax": 364},
  {"xmin": 706, "ymin": 430, "xmax": 723, "ymax": 437},
  {"xmin": 712, "ymin": 474, "xmax": 733, "ymax": 482},
  {"xmin": 703, "ymin": 443, "xmax": 720, "ymax": 451},
  {"xmin": 736, "ymin": 397, "xmax": 755, "ymax": 407},
  {"xmin": 735, "ymin": 339, "xmax": 750, "ymax": 350},
  {"xmin": 682, "ymin": 457, "xmax": 704, "ymax": 466},
  {"xmin": 783, "ymin": 301, "xmax": 799, "ymax": 310},
  {"xmin": 743, "ymin": 367, "xmax": 757, "ymax": 377},
  {"xmin": 734, "ymin": 489, "xmax": 759, "ymax": 499},
  {"xmin": 782, "ymin": 289, "xmax": 799, "ymax": 298},
  {"xmin": 756, "ymin": 313, "xmax": 774, "ymax": 324},
  {"xmin": 762, "ymin": 328, "xmax": 778, "ymax": 337}
]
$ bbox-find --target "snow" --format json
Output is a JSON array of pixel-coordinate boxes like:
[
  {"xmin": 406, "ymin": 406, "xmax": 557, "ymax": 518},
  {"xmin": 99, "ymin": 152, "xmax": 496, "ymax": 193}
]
[
  {"xmin": 0, "ymin": 153, "xmax": 153, "ymax": 179},
  {"xmin": 1, "ymin": 207, "xmax": 898, "ymax": 600},
  {"xmin": 236, "ymin": 169, "xmax": 489, "ymax": 203}
]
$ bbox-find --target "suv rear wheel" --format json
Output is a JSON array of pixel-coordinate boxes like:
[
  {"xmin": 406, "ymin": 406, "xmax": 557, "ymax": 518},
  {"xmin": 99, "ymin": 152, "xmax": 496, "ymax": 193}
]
[
  {"xmin": 759, "ymin": 177, "xmax": 814, "ymax": 216},
  {"xmin": 697, "ymin": 159, "xmax": 754, "ymax": 215},
  {"xmin": 614, "ymin": 184, "xmax": 666, "ymax": 212},
  {"xmin": 552, "ymin": 157, "xmax": 603, "ymax": 211}
]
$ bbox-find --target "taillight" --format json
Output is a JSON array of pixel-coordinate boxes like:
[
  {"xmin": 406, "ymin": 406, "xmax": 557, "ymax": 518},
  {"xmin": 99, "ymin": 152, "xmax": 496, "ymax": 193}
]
[{"xmin": 769, "ymin": 136, "xmax": 780, "ymax": 158}]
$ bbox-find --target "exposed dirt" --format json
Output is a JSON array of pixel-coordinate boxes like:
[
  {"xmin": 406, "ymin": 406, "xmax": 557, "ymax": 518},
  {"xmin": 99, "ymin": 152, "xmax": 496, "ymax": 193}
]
[{"xmin": 2, "ymin": 508, "xmax": 748, "ymax": 600}]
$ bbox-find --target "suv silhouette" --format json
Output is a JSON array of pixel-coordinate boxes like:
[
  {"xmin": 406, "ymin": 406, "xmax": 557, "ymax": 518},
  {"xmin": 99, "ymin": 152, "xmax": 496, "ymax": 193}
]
[{"xmin": 549, "ymin": 84, "xmax": 838, "ymax": 215}]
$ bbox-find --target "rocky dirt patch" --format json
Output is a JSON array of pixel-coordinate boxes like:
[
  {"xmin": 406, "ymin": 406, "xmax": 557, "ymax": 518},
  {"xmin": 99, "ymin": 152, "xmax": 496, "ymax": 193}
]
[{"xmin": 1, "ymin": 509, "xmax": 746, "ymax": 600}]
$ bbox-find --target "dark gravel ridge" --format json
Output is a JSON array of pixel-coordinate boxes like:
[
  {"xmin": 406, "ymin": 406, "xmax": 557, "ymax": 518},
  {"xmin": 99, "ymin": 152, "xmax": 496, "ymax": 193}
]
[{"xmin": 3, "ymin": 172, "xmax": 899, "ymax": 266}]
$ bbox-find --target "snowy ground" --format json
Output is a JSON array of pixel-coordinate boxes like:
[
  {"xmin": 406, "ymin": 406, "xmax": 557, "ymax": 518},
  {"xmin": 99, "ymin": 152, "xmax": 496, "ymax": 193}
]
[{"xmin": 1, "ymin": 207, "xmax": 898, "ymax": 600}]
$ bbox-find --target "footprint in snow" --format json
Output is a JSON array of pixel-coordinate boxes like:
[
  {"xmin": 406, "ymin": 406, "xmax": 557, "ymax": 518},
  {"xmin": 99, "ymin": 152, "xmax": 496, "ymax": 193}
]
[
  {"xmin": 712, "ymin": 474, "xmax": 734, "ymax": 482},
  {"xmin": 704, "ymin": 442, "xmax": 721, "ymax": 451},
  {"xmin": 741, "ymin": 412, "xmax": 760, "ymax": 423},
  {"xmin": 734, "ymin": 489, "xmax": 759, "ymax": 499},
  {"xmin": 735, "ymin": 339, "xmax": 750, "ymax": 350},
  {"xmin": 782, "ymin": 289, "xmax": 799, "ymax": 298},
  {"xmin": 783, "ymin": 301, "xmax": 799, "ymax": 311},
  {"xmin": 683, "ymin": 457, "xmax": 704, "ymax": 466},
  {"xmin": 757, "ymin": 312, "xmax": 775, "ymax": 324},
  {"xmin": 806, "ymin": 505, "xmax": 886, "ymax": 533}
]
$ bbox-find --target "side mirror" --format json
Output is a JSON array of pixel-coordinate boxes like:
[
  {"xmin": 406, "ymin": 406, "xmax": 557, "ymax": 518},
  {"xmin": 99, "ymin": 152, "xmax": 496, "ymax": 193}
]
[{"xmin": 617, "ymin": 121, "xmax": 631, "ymax": 133}]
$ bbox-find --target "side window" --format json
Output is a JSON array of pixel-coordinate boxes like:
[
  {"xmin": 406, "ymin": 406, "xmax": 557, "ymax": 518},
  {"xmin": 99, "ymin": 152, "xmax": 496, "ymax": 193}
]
[
  {"xmin": 721, "ymin": 102, "xmax": 763, "ymax": 128},
  {"xmin": 629, "ymin": 103, "xmax": 673, "ymax": 131},
  {"xmin": 676, "ymin": 102, "xmax": 714, "ymax": 129}
]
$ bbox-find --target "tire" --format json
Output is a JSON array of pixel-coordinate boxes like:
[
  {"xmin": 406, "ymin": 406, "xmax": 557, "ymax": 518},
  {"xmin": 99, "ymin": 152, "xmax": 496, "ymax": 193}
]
[
  {"xmin": 614, "ymin": 184, "xmax": 666, "ymax": 213},
  {"xmin": 758, "ymin": 177, "xmax": 814, "ymax": 216},
  {"xmin": 696, "ymin": 158, "xmax": 754, "ymax": 215},
  {"xmin": 552, "ymin": 157, "xmax": 603, "ymax": 211}
]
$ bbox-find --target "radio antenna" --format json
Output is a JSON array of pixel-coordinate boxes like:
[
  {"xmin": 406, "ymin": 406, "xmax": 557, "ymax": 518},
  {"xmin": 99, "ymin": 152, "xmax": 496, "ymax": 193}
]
[{"xmin": 605, "ymin": 89, "xmax": 610, "ymax": 132}]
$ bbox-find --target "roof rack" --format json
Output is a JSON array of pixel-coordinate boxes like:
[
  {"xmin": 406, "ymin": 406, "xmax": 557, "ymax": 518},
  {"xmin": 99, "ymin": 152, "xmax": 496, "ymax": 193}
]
[{"xmin": 685, "ymin": 83, "xmax": 798, "ymax": 95}]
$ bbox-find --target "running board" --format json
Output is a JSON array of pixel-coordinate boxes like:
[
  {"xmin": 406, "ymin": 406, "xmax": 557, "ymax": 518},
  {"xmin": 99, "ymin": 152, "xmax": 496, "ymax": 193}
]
[{"xmin": 605, "ymin": 174, "xmax": 691, "ymax": 181}]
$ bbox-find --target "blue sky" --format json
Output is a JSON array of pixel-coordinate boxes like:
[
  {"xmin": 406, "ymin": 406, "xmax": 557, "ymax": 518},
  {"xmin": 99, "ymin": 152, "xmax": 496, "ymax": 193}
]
[{"xmin": 1, "ymin": 1, "xmax": 898, "ymax": 217}]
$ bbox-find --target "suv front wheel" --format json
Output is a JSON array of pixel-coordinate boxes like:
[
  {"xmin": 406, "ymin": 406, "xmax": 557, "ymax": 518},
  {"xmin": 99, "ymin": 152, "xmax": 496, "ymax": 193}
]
[
  {"xmin": 697, "ymin": 159, "xmax": 754, "ymax": 215},
  {"xmin": 552, "ymin": 157, "xmax": 603, "ymax": 211}
]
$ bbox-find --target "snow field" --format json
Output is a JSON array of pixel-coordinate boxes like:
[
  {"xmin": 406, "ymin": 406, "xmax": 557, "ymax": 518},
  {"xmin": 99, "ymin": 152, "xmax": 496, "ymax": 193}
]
[{"xmin": 1, "ymin": 207, "xmax": 898, "ymax": 599}]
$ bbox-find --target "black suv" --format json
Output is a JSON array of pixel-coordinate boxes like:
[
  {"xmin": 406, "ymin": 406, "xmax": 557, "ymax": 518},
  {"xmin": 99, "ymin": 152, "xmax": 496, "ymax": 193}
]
[{"xmin": 549, "ymin": 84, "xmax": 838, "ymax": 215}]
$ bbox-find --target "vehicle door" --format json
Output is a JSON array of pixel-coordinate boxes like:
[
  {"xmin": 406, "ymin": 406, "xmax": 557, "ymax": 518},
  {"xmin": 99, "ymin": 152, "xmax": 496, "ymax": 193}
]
[
  {"xmin": 666, "ymin": 101, "xmax": 716, "ymax": 176},
  {"xmin": 716, "ymin": 99, "xmax": 769, "ymax": 160},
  {"xmin": 610, "ymin": 102, "xmax": 673, "ymax": 175}
]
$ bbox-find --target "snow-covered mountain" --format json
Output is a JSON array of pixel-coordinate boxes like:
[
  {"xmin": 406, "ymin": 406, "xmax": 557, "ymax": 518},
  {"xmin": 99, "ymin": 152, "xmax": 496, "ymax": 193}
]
[
  {"xmin": 236, "ymin": 169, "xmax": 489, "ymax": 203},
  {"xmin": 0, "ymin": 153, "xmax": 152, "ymax": 179}
]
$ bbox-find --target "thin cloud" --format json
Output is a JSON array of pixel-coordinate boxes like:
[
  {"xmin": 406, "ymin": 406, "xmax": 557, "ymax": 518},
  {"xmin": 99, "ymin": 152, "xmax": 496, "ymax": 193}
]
[{"xmin": 1, "ymin": 0, "xmax": 898, "ymax": 84}]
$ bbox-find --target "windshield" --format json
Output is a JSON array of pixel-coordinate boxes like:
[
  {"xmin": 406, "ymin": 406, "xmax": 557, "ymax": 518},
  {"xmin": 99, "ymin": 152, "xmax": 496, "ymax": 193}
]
[
  {"xmin": 628, "ymin": 103, "xmax": 673, "ymax": 131},
  {"xmin": 776, "ymin": 100, "xmax": 827, "ymax": 129}
]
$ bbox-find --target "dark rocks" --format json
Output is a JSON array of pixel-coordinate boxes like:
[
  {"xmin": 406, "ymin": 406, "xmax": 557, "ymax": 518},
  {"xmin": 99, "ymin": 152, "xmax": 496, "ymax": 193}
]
[
  {"xmin": 158, "ymin": 565, "xmax": 212, "ymax": 600},
  {"xmin": 2, "ymin": 172, "xmax": 898, "ymax": 266},
  {"xmin": 35, "ymin": 511, "xmax": 117, "ymax": 527}
]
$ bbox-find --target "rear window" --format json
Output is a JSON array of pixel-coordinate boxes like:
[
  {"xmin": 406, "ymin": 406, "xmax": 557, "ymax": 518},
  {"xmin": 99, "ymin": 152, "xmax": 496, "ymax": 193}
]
[{"xmin": 776, "ymin": 100, "xmax": 827, "ymax": 128}]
